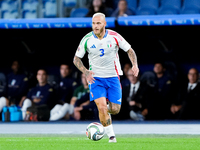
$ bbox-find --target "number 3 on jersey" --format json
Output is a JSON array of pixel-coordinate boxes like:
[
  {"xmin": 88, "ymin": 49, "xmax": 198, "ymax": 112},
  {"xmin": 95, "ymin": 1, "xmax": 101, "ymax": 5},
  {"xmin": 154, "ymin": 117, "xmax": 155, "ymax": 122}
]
[{"xmin": 99, "ymin": 49, "xmax": 104, "ymax": 57}]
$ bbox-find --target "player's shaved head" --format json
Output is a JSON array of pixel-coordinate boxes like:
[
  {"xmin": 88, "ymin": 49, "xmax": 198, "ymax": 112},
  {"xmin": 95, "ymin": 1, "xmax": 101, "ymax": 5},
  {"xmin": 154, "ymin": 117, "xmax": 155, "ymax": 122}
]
[{"xmin": 92, "ymin": 13, "xmax": 106, "ymax": 21}]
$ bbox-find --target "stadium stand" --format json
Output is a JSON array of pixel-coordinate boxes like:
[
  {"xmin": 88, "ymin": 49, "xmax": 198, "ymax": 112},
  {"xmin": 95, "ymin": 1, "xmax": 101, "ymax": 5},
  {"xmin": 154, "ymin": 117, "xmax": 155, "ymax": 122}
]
[
  {"xmin": 1, "ymin": 0, "xmax": 200, "ymax": 19},
  {"xmin": 63, "ymin": 0, "xmax": 76, "ymax": 7},
  {"xmin": 180, "ymin": 0, "xmax": 200, "ymax": 14},
  {"xmin": 157, "ymin": 0, "xmax": 181, "ymax": 15},
  {"xmin": 136, "ymin": 0, "xmax": 159, "ymax": 15},
  {"xmin": 43, "ymin": 0, "xmax": 57, "ymax": 18},
  {"xmin": 126, "ymin": 0, "xmax": 137, "ymax": 13},
  {"xmin": 70, "ymin": 7, "xmax": 88, "ymax": 17},
  {"xmin": 21, "ymin": 0, "xmax": 38, "ymax": 18},
  {"xmin": 1, "ymin": 0, "xmax": 18, "ymax": 18}
]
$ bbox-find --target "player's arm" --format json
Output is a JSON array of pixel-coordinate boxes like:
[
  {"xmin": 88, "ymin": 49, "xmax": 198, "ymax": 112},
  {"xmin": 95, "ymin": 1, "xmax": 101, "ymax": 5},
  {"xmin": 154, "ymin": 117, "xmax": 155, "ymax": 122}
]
[
  {"xmin": 127, "ymin": 48, "xmax": 139, "ymax": 77},
  {"xmin": 73, "ymin": 56, "xmax": 95, "ymax": 83}
]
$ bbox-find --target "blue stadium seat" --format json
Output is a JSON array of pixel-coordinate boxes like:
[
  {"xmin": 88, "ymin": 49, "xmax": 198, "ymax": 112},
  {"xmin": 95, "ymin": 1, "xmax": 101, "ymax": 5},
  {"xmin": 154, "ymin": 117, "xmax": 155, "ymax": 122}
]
[
  {"xmin": 22, "ymin": 0, "xmax": 38, "ymax": 11},
  {"xmin": 157, "ymin": 0, "xmax": 181, "ymax": 15},
  {"xmin": 126, "ymin": 0, "xmax": 137, "ymax": 12},
  {"xmin": 1, "ymin": 0, "xmax": 18, "ymax": 18},
  {"xmin": 63, "ymin": 0, "xmax": 76, "ymax": 7},
  {"xmin": 2, "ymin": 10, "xmax": 18, "ymax": 19},
  {"xmin": 180, "ymin": 0, "xmax": 200, "ymax": 14},
  {"xmin": 70, "ymin": 8, "xmax": 88, "ymax": 17},
  {"xmin": 43, "ymin": 0, "xmax": 57, "ymax": 18},
  {"xmin": 1, "ymin": 0, "xmax": 18, "ymax": 11},
  {"xmin": 22, "ymin": 10, "xmax": 37, "ymax": 18},
  {"xmin": 136, "ymin": 0, "xmax": 159, "ymax": 15},
  {"xmin": 22, "ymin": 0, "xmax": 38, "ymax": 18}
]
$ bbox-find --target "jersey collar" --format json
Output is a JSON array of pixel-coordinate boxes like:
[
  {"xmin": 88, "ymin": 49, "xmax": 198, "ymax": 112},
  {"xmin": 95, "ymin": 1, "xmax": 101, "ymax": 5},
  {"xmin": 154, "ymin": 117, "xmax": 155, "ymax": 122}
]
[{"xmin": 92, "ymin": 30, "xmax": 108, "ymax": 39}]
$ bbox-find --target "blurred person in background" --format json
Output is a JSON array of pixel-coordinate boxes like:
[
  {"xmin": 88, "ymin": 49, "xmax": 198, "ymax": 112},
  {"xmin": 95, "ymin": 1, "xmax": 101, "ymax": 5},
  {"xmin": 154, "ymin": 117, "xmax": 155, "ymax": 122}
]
[
  {"xmin": 56, "ymin": 63, "xmax": 78, "ymax": 104},
  {"xmin": 0, "ymin": 71, "xmax": 7, "ymax": 98},
  {"xmin": 72, "ymin": 73, "xmax": 97, "ymax": 121},
  {"xmin": 48, "ymin": 63, "xmax": 78, "ymax": 121},
  {"xmin": 111, "ymin": 0, "xmax": 134, "ymax": 18},
  {"xmin": 120, "ymin": 63, "xmax": 131, "ymax": 88},
  {"xmin": 50, "ymin": 73, "xmax": 97, "ymax": 121},
  {"xmin": 171, "ymin": 68, "xmax": 200, "ymax": 120},
  {"xmin": 0, "ymin": 60, "xmax": 29, "ymax": 113},
  {"xmin": 150, "ymin": 62, "xmax": 176, "ymax": 120},
  {"xmin": 86, "ymin": 0, "xmax": 113, "ymax": 17},
  {"xmin": 20, "ymin": 69, "xmax": 55, "ymax": 120},
  {"xmin": 116, "ymin": 68, "xmax": 152, "ymax": 120}
]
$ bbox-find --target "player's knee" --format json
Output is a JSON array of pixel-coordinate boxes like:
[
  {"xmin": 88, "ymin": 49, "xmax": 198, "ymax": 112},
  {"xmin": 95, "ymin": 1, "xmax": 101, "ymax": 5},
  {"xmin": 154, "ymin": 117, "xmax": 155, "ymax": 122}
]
[
  {"xmin": 110, "ymin": 104, "xmax": 121, "ymax": 115},
  {"xmin": 98, "ymin": 105, "xmax": 108, "ymax": 115},
  {"xmin": 110, "ymin": 107, "xmax": 120, "ymax": 115}
]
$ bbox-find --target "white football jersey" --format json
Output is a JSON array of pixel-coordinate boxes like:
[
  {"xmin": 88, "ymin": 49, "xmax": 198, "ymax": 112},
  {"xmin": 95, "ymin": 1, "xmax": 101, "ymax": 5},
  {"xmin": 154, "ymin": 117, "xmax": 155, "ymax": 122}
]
[{"xmin": 75, "ymin": 29, "xmax": 131, "ymax": 78}]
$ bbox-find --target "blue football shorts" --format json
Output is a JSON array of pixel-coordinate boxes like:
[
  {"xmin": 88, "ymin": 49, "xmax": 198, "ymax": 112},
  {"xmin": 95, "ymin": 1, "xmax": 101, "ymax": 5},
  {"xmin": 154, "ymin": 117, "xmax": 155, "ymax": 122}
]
[{"xmin": 89, "ymin": 77, "xmax": 122, "ymax": 105}]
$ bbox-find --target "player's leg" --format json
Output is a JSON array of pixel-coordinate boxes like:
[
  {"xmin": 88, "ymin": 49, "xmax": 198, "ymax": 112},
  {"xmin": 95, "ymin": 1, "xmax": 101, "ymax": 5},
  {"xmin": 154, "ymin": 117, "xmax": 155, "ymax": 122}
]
[
  {"xmin": 21, "ymin": 98, "xmax": 32, "ymax": 120},
  {"xmin": 107, "ymin": 101, "xmax": 121, "ymax": 115},
  {"xmin": 106, "ymin": 77, "xmax": 122, "ymax": 142},
  {"xmin": 94, "ymin": 97, "xmax": 111, "ymax": 126},
  {"xmin": 50, "ymin": 104, "xmax": 63, "ymax": 116},
  {"xmin": 94, "ymin": 97, "xmax": 116, "ymax": 142},
  {"xmin": 107, "ymin": 77, "xmax": 122, "ymax": 115},
  {"xmin": 0, "ymin": 97, "xmax": 9, "ymax": 112},
  {"xmin": 90, "ymin": 77, "xmax": 116, "ymax": 142},
  {"xmin": 49, "ymin": 103, "xmax": 69, "ymax": 121}
]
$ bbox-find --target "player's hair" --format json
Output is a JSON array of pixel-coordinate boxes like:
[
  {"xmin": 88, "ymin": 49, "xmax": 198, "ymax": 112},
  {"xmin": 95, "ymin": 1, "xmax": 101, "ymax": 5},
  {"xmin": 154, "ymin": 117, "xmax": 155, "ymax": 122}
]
[
  {"xmin": 37, "ymin": 68, "xmax": 48, "ymax": 75},
  {"xmin": 92, "ymin": 13, "xmax": 106, "ymax": 20}
]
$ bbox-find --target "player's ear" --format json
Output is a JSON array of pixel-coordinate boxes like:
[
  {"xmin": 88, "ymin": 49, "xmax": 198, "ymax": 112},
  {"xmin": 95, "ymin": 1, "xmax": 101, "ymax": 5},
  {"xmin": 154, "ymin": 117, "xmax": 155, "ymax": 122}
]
[{"xmin": 104, "ymin": 21, "xmax": 107, "ymax": 27}]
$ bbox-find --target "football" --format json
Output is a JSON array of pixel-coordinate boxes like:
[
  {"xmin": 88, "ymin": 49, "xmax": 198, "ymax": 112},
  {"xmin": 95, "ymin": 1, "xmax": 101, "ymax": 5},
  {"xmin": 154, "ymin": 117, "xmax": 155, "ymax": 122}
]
[{"xmin": 86, "ymin": 122, "xmax": 105, "ymax": 141}]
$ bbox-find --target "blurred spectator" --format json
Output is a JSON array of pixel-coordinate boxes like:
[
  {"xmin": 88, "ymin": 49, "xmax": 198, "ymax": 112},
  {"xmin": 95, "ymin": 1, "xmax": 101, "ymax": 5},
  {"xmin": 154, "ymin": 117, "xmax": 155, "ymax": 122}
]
[
  {"xmin": 116, "ymin": 68, "xmax": 152, "ymax": 120},
  {"xmin": 150, "ymin": 62, "xmax": 176, "ymax": 120},
  {"xmin": 85, "ymin": 0, "xmax": 113, "ymax": 17},
  {"xmin": 171, "ymin": 68, "xmax": 200, "ymax": 120},
  {"xmin": 50, "ymin": 73, "xmax": 97, "ymax": 121},
  {"xmin": 20, "ymin": 69, "xmax": 55, "ymax": 120},
  {"xmin": 56, "ymin": 64, "xmax": 78, "ymax": 104},
  {"xmin": 0, "ymin": 60, "xmax": 29, "ymax": 113},
  {"xmin": 0, "ymin": 72, "xmax": 7, "ymax": 97},
  {"xmin": 121, "ymin": 63, "xmax": 131, "ymax": 88},
  {"xmin": 111, "ymin": 0, "xmax": 134, "ymax": 18},
  {"xmin": 73, "ymin": 73, "xmax": 97, "ymax": 120}
]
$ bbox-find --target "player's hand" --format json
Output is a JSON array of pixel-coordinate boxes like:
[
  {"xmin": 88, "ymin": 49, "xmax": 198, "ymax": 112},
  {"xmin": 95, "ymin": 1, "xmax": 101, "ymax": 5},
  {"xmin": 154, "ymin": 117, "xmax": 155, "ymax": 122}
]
[
  {"xmin": 132, "ymin": 65, "xmax": 139, "ymax": 77},
  {"xmin": 85, "ymin": 70, "xmax": 95, "ymax": 84}
]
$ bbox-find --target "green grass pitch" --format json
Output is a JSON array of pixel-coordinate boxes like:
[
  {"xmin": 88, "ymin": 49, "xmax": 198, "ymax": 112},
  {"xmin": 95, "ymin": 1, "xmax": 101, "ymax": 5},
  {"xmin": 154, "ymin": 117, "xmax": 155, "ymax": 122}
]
[{"xmin": 0, "ymin": 134, "xmax": 200, "ymax": 150}]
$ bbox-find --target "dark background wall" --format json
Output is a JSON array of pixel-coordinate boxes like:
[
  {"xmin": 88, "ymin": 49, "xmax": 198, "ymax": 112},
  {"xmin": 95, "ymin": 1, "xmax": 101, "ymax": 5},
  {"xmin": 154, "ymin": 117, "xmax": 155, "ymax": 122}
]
[{"xmin": 0, "ymin": 25, "xmax": 199, "ymax": 76}]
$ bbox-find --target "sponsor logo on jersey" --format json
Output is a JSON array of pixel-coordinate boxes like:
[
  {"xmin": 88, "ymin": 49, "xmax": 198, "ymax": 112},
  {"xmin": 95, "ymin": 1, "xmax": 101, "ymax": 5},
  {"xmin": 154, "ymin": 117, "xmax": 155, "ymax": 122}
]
[{"xmin": 90, "ymin": 44, "xmax": 96, "ymax": 48}]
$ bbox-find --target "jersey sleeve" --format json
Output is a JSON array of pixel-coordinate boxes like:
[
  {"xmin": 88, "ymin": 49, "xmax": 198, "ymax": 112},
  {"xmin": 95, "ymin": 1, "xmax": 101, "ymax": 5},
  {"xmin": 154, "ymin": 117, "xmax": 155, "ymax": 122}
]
[
  {"xmin": 75, "ymin": 35, "xmax": 89, "ymax": 58},
  {"xmin": 117, "ymin": 33, "xmax": 131, "ymax": 52}
]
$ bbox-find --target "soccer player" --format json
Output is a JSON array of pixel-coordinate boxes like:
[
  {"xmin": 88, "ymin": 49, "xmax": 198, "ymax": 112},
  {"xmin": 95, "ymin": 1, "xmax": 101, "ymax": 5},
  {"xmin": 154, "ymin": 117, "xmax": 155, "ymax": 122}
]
[{"xmin": 73, "ymin": 12, "xmax": 139, "ymax": 143}]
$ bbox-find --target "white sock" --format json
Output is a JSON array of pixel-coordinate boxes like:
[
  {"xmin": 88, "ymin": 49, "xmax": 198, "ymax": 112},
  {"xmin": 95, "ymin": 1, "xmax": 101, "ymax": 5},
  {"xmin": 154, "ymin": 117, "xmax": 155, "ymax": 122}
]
[
  {"xmin": 0, "ymin": 97, "xmax": 7, "ymax": 112},
  {"xmin": 50, "ymin": 104, "xmax": 62, "ymax": 116},
  {"xmin": 49, "ymin": 103, "xmax": 69, "ymax": 121},
  {"xmin": 21, "ymin": 99, "xmax": 32, "ymax": 120},
  {"xmin": 104, "ymin": 124, "xmax": 115, "ymax": 138},
  {"xmin": 68, "ymin": 104, "xmax": 74, "ymax": 115}
]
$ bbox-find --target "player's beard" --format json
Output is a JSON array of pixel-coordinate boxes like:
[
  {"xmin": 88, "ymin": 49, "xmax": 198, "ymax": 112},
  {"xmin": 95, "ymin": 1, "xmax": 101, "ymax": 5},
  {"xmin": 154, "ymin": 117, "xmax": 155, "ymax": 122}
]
[{"xmin": 93, "ymin": 26, "xmax": 104, "ymax": 37}]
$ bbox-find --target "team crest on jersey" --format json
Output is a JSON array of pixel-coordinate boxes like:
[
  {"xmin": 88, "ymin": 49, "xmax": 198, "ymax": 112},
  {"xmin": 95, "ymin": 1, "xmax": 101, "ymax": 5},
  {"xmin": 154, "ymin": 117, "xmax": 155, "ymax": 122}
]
[{"xmin": 107, "ymin": 40, "xmax": 112, "ymax": 48}]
